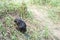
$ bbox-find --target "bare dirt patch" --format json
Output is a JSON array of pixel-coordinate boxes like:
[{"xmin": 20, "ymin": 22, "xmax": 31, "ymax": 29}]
[{"xmin": 27, "ymin": 5, "xmax": 60, "ymax": 40}]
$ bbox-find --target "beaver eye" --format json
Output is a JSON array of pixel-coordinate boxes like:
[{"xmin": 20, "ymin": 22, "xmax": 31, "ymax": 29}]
[{"xmin": 14, "ymin": 20, "xmax": 16, "ymax": 22}]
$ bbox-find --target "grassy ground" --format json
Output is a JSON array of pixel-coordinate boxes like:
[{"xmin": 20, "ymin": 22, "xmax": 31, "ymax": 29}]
[{"xmin": 0, "ymin": 0, "xmax": 60, "ymax": 40}]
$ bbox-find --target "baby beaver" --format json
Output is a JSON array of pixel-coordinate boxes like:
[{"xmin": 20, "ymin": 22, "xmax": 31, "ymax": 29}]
[{"xmin": 14, "ymin": 18, "xmax": 27, "ymax": 33}]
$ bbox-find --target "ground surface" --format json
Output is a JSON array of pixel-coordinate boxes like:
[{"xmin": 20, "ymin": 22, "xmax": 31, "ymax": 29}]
[
  {"xmin": 27, "ymin": 5, "xmax": 60, "ymax": 40},
  {"xmin": 0, "ymin": 4, "xmax": 60, "ymax": 40}
]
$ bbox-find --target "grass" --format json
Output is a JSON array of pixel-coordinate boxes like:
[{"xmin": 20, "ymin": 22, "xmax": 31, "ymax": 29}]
[
  {"xmin": 0, "ymin": 0, "xmax": 21, "ymax": 18},
  {"xmin": 10, "ymin": 29, "xmax": 18, "ymax": 40},
  {"xmin": 44, "ymin": 25, "xmax": 49, "ymax": 39},
  {"xmin": 30, "ymin": 0, "xmax": 60, "ymax": 7},
  {"xmin": 0, "ymin": 0, "xmax": 34, "ymax": 40},
  {"xmin": 0, "ymin": 0, "xmax": 60, "ymax": 40},
  {"xmin": 48, "ymin": 8, "xmax": 60, "ymax": 23},
  {"xmin": 5, "ymin": 15, "xmax": 13, "ymax": 27},
  {"xmin": 0, "ymin": 22, "xmax": 7, "ymax": 39}
]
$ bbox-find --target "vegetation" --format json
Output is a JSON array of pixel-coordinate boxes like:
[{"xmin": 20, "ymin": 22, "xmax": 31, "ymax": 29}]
[
  {"xmin": 0, "ymin": 0, "xmax": 60, "ymax": 40},
  {"xmin": 30, "ymin": 0, "xmax": 60, "ymax": 6}
]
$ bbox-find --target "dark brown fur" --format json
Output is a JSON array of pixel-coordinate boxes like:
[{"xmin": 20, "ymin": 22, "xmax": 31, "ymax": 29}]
[{"xmin": 14, "ymin": 18, "xmax": 27, "ymax": 33}]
